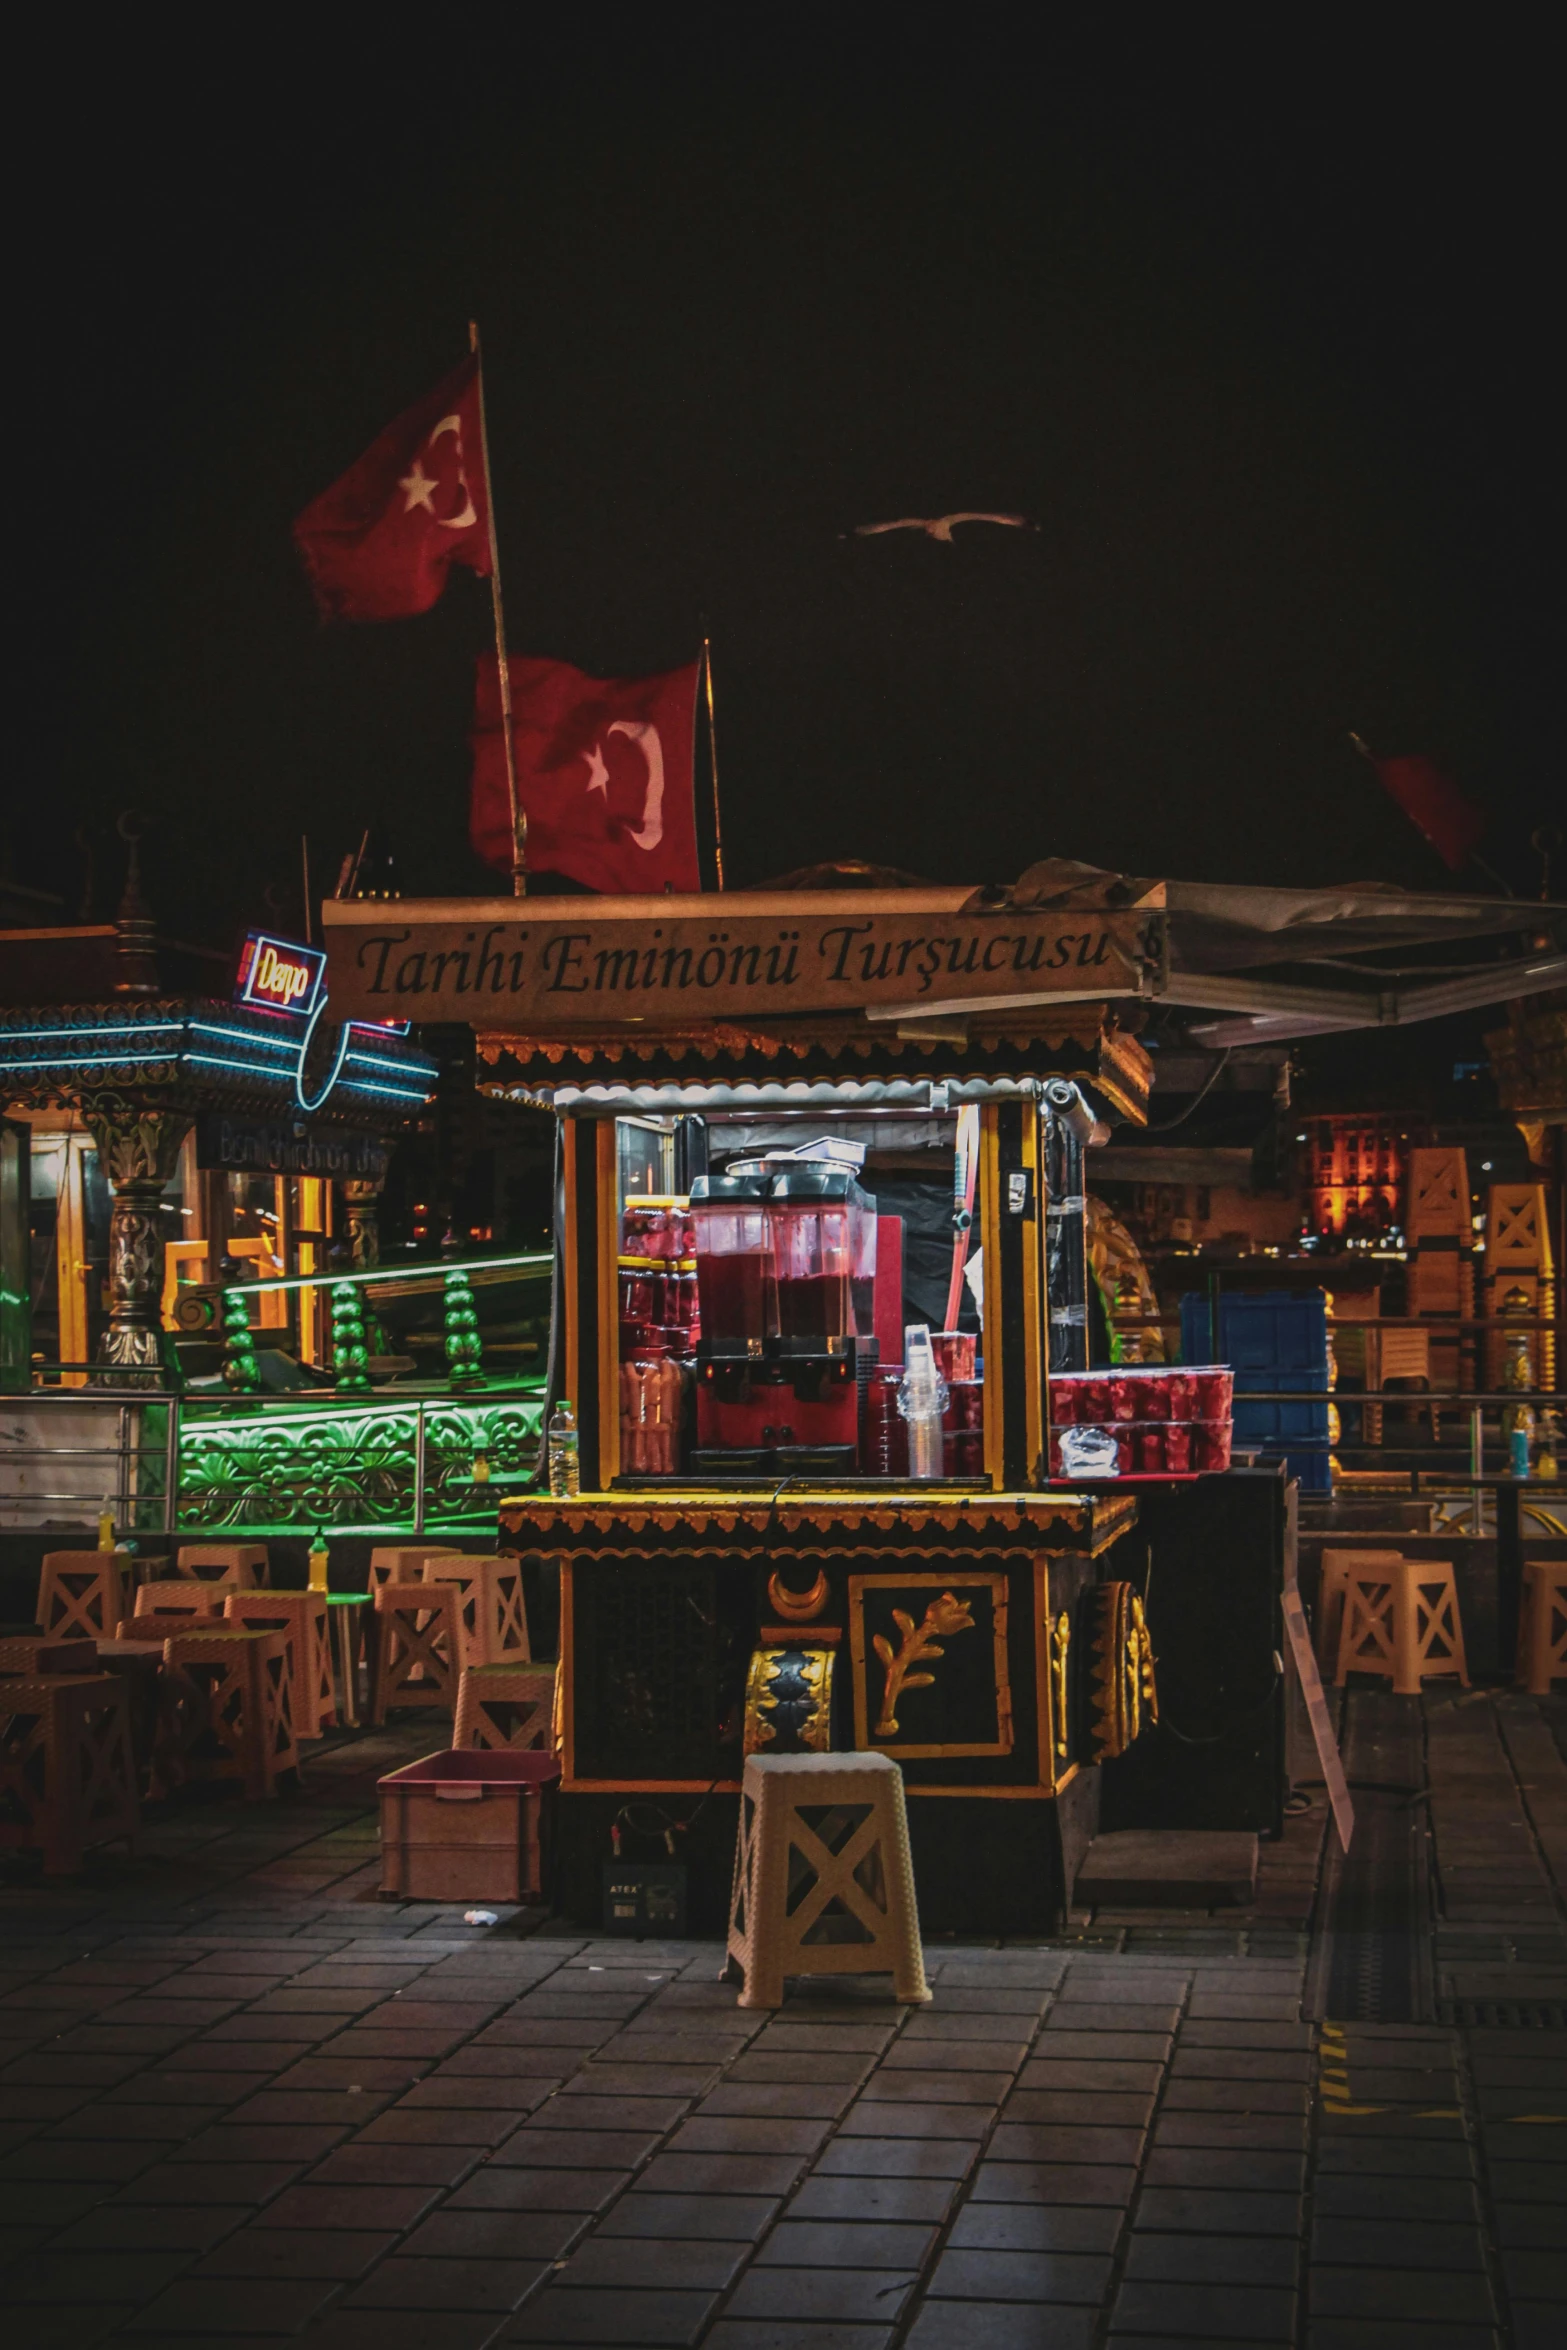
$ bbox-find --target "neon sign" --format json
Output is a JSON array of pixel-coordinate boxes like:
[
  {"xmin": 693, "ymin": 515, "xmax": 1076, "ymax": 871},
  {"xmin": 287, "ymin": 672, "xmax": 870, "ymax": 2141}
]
[{"xmin": 235, "ymin": 932, "xmax": 326, "ymax": 1017}]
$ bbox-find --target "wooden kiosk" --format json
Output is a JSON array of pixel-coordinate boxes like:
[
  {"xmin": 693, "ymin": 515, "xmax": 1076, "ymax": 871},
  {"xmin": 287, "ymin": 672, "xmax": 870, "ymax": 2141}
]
[{"xmin": 325, "ymin": 881, "xmax": 1169, "ymax": 1934}]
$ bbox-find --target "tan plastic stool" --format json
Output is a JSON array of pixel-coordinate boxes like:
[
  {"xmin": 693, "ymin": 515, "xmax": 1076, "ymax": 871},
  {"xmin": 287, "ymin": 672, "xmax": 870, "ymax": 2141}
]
[
  {"xmin": 1517, "ymin": 1560, "xmax": 1567, "ymax": 1696},
  {"xmin": 726, "ymin": 1750, "xmax": 931, "ymax": 2010},
  {"xmin": 225, "ymin": 1591, "xmax": 336, "ymax": 1737},
  {"xmin": 453, "ymin": 1662, "xmax": 556, "ymax": 1751},
  {"xmin": 1317, "ymin": 1550, "xmax": 1404, "ymax": 1671},
  {"xmin": 367, "ymin": 1544, "xmax": 462, "ymax": 1601},
  {"xmin": 371, "ymin": 1584, "xmax": 461, "ymax": 1722},
  {"xmin": 126, "ymin": 1589, "xmax": 224, "ymax": 1634},
  {"xmin": 177, "ymin": 1545, "xmax": 269, "ymax": 1587},
  {"xmin": 159, "ymin": 1628, "xmax": 297, "ymax": 1800},
  {"xmin": 0, "ymin": 1674, "xmax": 140, "ymax": 1872},
  {"xmin": 37, "ymin": 1552, "xmax": 131, "ymax": 1642},
  {"xmin": 423, "ymin": 1555, "xmax": 530, "ymax": 1667},
  {"xmin": 1334, "ymin": 1557, "xmax": 1469, "ymax": 1696}
]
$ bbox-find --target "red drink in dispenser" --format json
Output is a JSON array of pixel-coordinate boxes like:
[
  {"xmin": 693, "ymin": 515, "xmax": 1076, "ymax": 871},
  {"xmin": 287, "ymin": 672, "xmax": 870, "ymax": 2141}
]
[
  {"xmin": 768, "ymin": 1166, "xmax": 873, "ymax": 1346},
  {"xmin": 690, "ymin": 1175, "xmax": 775, "ymax": 1355}
]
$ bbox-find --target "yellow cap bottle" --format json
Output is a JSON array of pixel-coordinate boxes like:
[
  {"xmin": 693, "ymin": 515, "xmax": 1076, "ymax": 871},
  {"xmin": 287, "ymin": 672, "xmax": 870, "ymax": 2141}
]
[{"xmin": 308, "ymin": 1529, "xmax": 330, "ymax": 1594}]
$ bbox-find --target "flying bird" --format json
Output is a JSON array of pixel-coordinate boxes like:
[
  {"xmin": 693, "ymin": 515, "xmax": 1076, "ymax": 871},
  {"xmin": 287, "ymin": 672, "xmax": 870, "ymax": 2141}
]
[{"xmin": 850, "ymin": 512, "xmax": 1033, "ymax": 542}]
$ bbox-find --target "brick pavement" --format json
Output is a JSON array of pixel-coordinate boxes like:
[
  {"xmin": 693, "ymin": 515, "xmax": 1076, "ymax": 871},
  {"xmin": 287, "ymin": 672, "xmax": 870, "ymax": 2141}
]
[{"xmin": 1, "ymin": 1694, "xmax": 1563, "ymax": 2348}]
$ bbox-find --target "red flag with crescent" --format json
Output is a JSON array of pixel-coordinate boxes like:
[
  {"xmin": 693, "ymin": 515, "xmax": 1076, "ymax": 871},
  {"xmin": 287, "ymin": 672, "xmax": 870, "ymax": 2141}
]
[
  {"xmin": 470, "ymin": 655, "xmax": 702, "ymax": 896},
  {"xmin": 293, "ymin": 359, "xmax": 491, "ymax": 622}
]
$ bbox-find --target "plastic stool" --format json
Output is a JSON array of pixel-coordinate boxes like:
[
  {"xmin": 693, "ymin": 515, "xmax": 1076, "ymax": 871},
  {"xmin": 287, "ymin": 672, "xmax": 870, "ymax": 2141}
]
[
  {"xmin": 1317, "ymin": 1550, "xmax": 1404, "ymax": 1671},
  {"xmin": 160, "ymin": 1628, "xmax": 298, "ymax": 1799},
  {"xmin": 367, "ymin": 1544, "xmax": 462, "ymax": 1601},
  {"xmin": 453, "ymin": 1663, "xmax": 556, "ymax": 1751},
  {"xmin": 726, "ymin": 1750, "xmax": 931, "ymax": 2010},
  {"xmin": 225, "ymin": 1591, "xmax": 335, "ymax": 1737},
  {"xmin": 423, "ymin": 1555, "xmax": 530, "ymax": 1667},
  {"xmin": 371, "ymin": 1584, "xmax": 461, "ymax": 1722},
  {"xmin": 0, "ymin": 1674, "xmax": 140, "ymax": 1872},
  {"xmin": 1334, "ymin": 1557, "xmax": 1469, "ymax": 1696},
  {"xmin": 177, "ymin": 1545, "xmax": 268, "ymax": 1587},
  {"xmin": 1517, "ymin": 1560, "xmax": 1567, "ymax": 1696},
  {"xmin": 37, "ymin": 1552, "xmax": 131, "ymax": 1642}
]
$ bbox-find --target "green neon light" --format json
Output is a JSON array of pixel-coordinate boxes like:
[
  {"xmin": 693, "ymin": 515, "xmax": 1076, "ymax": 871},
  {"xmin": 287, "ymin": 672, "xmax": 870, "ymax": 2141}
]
[{"xmin": 225, "ymin": 1249, "xmax": 552, "ymax": 1298}]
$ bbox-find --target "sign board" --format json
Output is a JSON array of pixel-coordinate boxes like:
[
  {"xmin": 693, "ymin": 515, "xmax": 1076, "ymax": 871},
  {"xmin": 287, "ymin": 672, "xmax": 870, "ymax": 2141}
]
[
  {"xmin": 323, "ymin": 894, "xmax": 1160, "ymax": 1028},
  {"xmin": 195, "ymin": 1114, "xmax": 389, "ymax": 1183},
  {"xmin": 235, "ymin": 931, "xmax": 326, "ymax": 1017}
]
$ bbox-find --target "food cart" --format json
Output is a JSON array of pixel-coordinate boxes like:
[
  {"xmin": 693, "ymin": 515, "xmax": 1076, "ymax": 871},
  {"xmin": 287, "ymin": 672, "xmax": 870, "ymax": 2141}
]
[{"xmin": 325, "ymin": 879, "xmax": 1201, "ymax": 1934}]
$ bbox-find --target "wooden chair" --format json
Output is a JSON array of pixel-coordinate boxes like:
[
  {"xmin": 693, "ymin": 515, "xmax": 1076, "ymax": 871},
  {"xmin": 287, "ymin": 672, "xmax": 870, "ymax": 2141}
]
[
  {"xmin": 371, "ymin": 1584, "xmax": 461, "ymax": 1723},
  {"xmin": 726, "ymin": 1750, "xmax": 932, "ymax": 2010},
  {"xmin": 0, "ymin": 1674, "xmax": 140, "ymax": 1872},
  {"xmin": 1316, "ymin": 1550, "xmax": 1404, "ymax": 1672},
  {"xmin": 37, "ymin": 1552, "xmax": 131, "ymax": 1642},
  {"xmin": 176, "ymin": 1545, "xmax": 268, "ymax": 1587},
  {"xmin": 1517, "ymin": 1560, "xmax": 1567, "ymax": 1696},
  {"xmin": 224, "ymin": 1591, "xmax": 335, "ymax": 1737},
  {"xmin": 1334, "ymin": 1557, "xmax": 1469, "ymax": 1696},
  {"xmin": 159, "ymin": 1628, "xmax": 297, "ymax": 1800},
  {"xmin": 367, "ymin": 1544, "xmax": 461, "ymax": 1601},
  {"xmin": 422, "ymin": 1555, "xmax": 530, "ymax": 1668},
  {"xmin": 453, "ymin": 1662, "xmax": 556, "ymax": 1752}
]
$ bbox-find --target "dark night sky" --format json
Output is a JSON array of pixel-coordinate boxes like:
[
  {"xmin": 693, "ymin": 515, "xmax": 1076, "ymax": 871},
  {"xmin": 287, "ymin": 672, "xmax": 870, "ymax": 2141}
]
[{"xmin": 17, "ymin": 25, "xmax": 1558, "ymax": 946}]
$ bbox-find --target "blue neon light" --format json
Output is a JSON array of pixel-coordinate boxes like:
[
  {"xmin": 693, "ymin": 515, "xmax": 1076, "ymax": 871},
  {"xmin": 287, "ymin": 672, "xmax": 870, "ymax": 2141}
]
[
  {"xmin": 294, "ymin": 996, "xmax": 353, "ymax": 1113},
  {"xmin": 0, "ymin": 1020, "xmax": 183, "ymax": 1044},
  {"xmin": 0, "ymin": 1048, "xmax": 182, "ymax": 1073}
]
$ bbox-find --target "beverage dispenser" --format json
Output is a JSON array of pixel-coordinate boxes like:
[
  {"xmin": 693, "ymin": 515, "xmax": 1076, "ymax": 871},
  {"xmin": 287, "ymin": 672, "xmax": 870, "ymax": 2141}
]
[{"xmin": 689, "ymin": 1175, "xmax": 775, "ymax": 1357}]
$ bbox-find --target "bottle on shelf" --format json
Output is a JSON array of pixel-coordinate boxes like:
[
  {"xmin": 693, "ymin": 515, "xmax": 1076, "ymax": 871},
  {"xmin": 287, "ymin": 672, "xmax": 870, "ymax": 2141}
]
[
  {"xmin": 308, "ymin": 1527, "xmax": 331, "ymax": 1593},
  {"xmin": 547, "ymin": 1399, "xmax": 581, "ymax": 1498}
]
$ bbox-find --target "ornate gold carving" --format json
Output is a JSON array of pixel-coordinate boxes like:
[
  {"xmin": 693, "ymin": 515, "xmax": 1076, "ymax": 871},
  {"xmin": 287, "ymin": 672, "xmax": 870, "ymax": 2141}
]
[
  {"xmin": 872, "ymin": 1590, "xmax": 975, "ymax": 1737},
  {"xmin": 1083, "ymin": 1581, "xmax": 1157, "ymax": 1761},
  {"xmin": 766, "ymin": 1568, "xmax": 830, "ymax": 1623},
  {"xmin": 742, "ymin": 1645, "xmax": 835, "ymax": 1754},
  {"xmin": 1130, "ymin": 1592, "xmax": 1157, "ymax": 1730},
  {"xmin": 1051, "ymin": 1608, "xmax": 1072, "ymax": 1758}
]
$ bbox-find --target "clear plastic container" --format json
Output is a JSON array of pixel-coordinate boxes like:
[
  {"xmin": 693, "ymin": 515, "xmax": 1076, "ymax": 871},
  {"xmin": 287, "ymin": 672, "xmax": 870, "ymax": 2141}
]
[
  {"xmin": 1050, "ymin": 1366, "xmax": 1233, "ymax": 1427},
  {"xmin": 690, "ymin": 1174, "xmax": 775, "ymax": 1352},
  {"xmin": 769, "ymin": 1166, "xmax": 873, "ymax": 1344},
  {"xmin": 1049, "ymin": 1418, "xmax": 1232, "ymax": 1477}
]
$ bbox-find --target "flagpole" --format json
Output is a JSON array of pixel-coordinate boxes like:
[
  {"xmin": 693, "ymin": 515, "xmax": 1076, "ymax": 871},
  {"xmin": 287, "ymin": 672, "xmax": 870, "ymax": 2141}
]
[
  {"xmin": 470, "ymin": 321, "xmax": 525, "ymax": 897},
  {"xmin": 703, "ymin": 634, "xmax": 725, "ymax": 891}
]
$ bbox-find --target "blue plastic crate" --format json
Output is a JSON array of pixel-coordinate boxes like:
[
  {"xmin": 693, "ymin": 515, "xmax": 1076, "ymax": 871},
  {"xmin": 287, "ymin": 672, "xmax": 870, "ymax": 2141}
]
[{"xmin": 1181, "ymin": 1289, "xmax": 1331, "ymax": 1485}]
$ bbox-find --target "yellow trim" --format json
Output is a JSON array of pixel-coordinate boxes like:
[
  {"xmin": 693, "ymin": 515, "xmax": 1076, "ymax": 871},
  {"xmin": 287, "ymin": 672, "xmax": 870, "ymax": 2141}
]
[
  {"xmin": 562, "ymin": 1121, "xmax": 580, "ymax": 1421},
  {"xmin": 1020, "ymin": 1102, "xmax": 1044, "ymax": 1482},
  {"xmin": 595, "ymin": 1121, "xmax": 621, "ymax": 1490},
  {"xmin": 558, "ymin": 1561, "xmax": 576, "ymax": 1778},
  {"xmin": 1033, "ymin": 1556, "xmax": 1056, "ymax": 1790},
  {"xmin": 979, "ymin": 1106, "xmax": 1004, "ymax": 1489}
]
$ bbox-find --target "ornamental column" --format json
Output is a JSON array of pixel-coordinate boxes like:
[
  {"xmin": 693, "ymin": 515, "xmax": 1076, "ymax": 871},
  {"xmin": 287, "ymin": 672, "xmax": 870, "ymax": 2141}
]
[
  {"xmin": 82, "ymin": 1098, "xmax": 191, "ymax": 1373},
  {"xmin": 342, "ymin": 1179, "xmax": 383, "ymax": 1268}
]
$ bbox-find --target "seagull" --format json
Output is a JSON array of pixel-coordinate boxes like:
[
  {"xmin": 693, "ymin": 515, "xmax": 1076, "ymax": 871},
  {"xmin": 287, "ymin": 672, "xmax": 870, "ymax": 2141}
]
[{"xmin": 851, "ymin": 512, "xmax": 1033, "ymax": 542}]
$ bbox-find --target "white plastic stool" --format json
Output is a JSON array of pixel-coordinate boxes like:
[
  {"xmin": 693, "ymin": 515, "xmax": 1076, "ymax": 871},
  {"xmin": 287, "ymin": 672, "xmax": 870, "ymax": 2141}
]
[{"xmin": 726, "ymin": 1750, "xmax": 931, "ymax": 2010}]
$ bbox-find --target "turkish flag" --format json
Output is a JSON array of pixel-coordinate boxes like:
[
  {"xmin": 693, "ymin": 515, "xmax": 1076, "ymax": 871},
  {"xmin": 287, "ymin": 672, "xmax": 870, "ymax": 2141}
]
[
  {"xmin": 1370, "ymin": 753, "xmax": 1485, "ymax": 873},
  {"xmin": 293, "ymin": 359, "xmax": 491, "ymax": 622},
  {"xmin": 470, "ymin": 655, "xmax": 702, "ymax": 896}
]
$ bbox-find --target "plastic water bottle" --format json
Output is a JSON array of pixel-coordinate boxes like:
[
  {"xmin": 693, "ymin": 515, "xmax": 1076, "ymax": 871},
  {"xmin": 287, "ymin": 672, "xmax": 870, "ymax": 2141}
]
[
  {"xmin": 897, "ymin": 1326, "xmax": 949, "ymax": 1481},
  {"xmin": 547, "ymin": 1399, "xmax": 581, "ymax": 1497}
]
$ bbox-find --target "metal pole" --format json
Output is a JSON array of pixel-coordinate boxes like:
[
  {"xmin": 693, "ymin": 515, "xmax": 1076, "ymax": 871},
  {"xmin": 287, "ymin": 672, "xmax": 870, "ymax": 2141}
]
[
  {"xmin": 1470, "ymin": 1402, "xmax": 1484, "ymax": 1535},
  {"xmin": 413, "ymin": 1403, "xmax": 427, "ymax": 1537},
  {"xmin": 164, "ymin": 1392, "xmax": 181, "ymax": 1540}
]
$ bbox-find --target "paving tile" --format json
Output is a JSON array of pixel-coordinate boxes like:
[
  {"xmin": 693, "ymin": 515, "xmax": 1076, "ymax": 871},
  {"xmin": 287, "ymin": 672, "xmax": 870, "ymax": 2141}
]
[
  {"xmin": 447, "ymin": 2166, "xmax": 628, "ymax": 2212},
  {"xmin": 120, "ymin": 2276, "xmax": 337, "ymax": 2333},
  {"xmin": 1016, "ymin": 2059, "xmax": 1164, "ymax": 2092},
  {"xmin": 296, "ymin": 2315, "xmax": 501, "ymax": 2350},
  {"xmin": 667, "ymin": 2115, "xmax": 831, "ymax": 2155},
  {"xmin": 1312, "ymin": 2173, "xmax": 1479, "ymax": 2221},
  {"xmin": 948, "ymin": 2204, "xmax": 1120, "ymax": 2251},
  {"xmin": 904, "ymin": 2305, "xmax": 1093, "ymax": 2349},
  {"xmin": 703, "ymin": 2330, "xmax": 896, "ymax": 2350},
  {"xmin": 1315, "ymin": 2139, "xmax": 1476, "ymax": 2178},
  {"xmin": 637, "ymin": 2151, "xmax": 809, "ymax": 2195},
  {"xmin": 814, "ymin": 2136, "xmax": 978, "ymax": 2179},
  {"xmin": 725, "ymin": 2267, "xmax": 918, "ymax": 2322},
  {"xmin": 759, "ymin": 2219, "xmax": 937, "ymax": 2267},
  {"xmin": 306, "ymin": 2141, "xmax": 475, "ymax": 2185},
  {"xmin": 354, "ymin": 2107, "xmax": 523, "ymax": 2146},
  {"xmin": 195, "ymin": 2226, "xmax": 397, "ymax": 2277},
  {"xmin": 563, "ymin": 2237, "xmax": 750, "ymax": 2288},
  {"xmin": 928, "ymin": 2247, "xmax": 1112, "ymax": 2302},
  {"xmin": 51, "ymin": 2203, "xmax": 251, "ymax": 2251},
  {"xmin": 1312, "ymin": 2215, "xmax": 1485, "ymax": 2269},
  {"xmin": 345, "ymin": 2255, "xmax": 548, "ymax": 2310},
  {"xmin": 1500, "ymin": 2245, "xmax": 1567, "ymax": 2299},
  {"xmin": 1486, "ymin": 2158, "xmax": 1567, "ymax": 2202},
  {"xmin": 528, "ymin": 2093, "xmax": 688, "ymax": 2132},
  {"xmin": 1494, "ymin": 2202, "xmax": 1560, "ymax": 2246},
  {"xmin": 727, "ymin": 2052, "xmax": 872, "ymax": 2086},
  {"xmin": 866, "ymin": 2069, "xmax": 1013, "ymax": 2103},
  {"xmin": 7, "ymin": 2248, "xmax": 193, "ymax": 2303},
  {"xmin": 1152, "ymin": 2114, "xmax": 1307, "ymax": 2150},
  {"xmin": 786, "ymin": 2174, "xmax": 958, "ymax": 2222},
  {"xmin": 1123, "ymin": 2232, "xmax": 1298, "ymax": 2284},
  {"xmin": 990, "ymin": 2122, "xmax": 1145, "ymax": 2164},
  {"xmin": 841, "ymin": 2101, "xmax": 997, "ymax": 2139},
  {"xmin": 568, "ymin": 2062, "xmax": 716, "ymax": 2095},
  {"xmin": 1308, "ymin": 2265, "xmax": 1498, "ymax": 2321},
  {"xmin": 971, "ymin": 2162, "xmax": 1135, "ymax": 2206},
  {"xmin": 698, "ymin": 2082, "xmax": 855, "ymax": 2119},
  {"xmin": 404, "ymin": 2210, "xmax": 587, "ymax": 2260},
  {"xmin": 1142, "ymin": 2147, "xmax": 1304, "ymax": 2190},
  {"xmin": 491, "ymin": 2126, "xmax": 663, "ymax": 2169},
  {"xmin": 112, "ymin": 2158, "xmax": 305, "ymax": 2203},
  {"xmin": 597, "ymin": 2190, "xmax": 777, "ymax": 2239},
  {"xmin": 1170, "ymin": 2047, "xmax": 1312, "ymax": 2081},
  {"xmin": 1045, "ymin": 2004, "xmax": 1181, "ymax": 2034},
  {"xmin": 1110, "ymin": 2279, "xmax": 1296, "ymax": 2338},
  {"xmin": 1160, "ymin": 2078, "xmax": 1307, "ymax": 2113},
  {"xmin": 1, "ymin": 2136, "xmax": 174, "ymax": 2180},
  {"xmin": 1004, "ymin": 2090, "xmax": 1155, "ymax": 2125},
  {"xmin": 1031, "ymin": 2032, "xmax": 1172, "ymax": 2061},
  {"xmin": 507, "ymin": 2284, "xmax": 717, "ymax": 2343},
  {"xmin": 6, "ymin": 2305, "xmax": 137, "ymax": 2350},
  {"xmin": 252, "ymin": 2182, "xmax": 440, "ymax": 2231}
]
